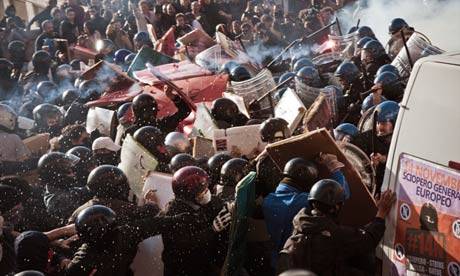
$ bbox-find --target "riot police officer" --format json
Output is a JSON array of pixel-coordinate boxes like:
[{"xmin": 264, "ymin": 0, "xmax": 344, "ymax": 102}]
[
  {"xmin": 373, "ymin": 71, "xmax": 404, "ymax": 102},
  {"xmin": 66, "ymin": 146, "xmax": 95, "ymax": 187},
  {"xmin": 361, "ymin": 40, "xmax": 391, "ymax": 85},
  {"xmin": 8, "ymin": 40, "xmax": 27, "ymax": 80},
  {"xmin": 333, "ymin": 123, "xmax": 359, "ymax": 143},
  {"xmin": 386, "ymin": 18, "xmax": 414, "ymax": 60},
  {"xmin": 334, "ymin": 61, "xmax": 365, "ymax": 124}
]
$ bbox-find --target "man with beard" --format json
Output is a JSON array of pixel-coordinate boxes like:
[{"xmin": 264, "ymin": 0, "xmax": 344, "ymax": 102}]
[{"xmin": 35, "ymin": 20, "xmax": 56, "ymax": 52}]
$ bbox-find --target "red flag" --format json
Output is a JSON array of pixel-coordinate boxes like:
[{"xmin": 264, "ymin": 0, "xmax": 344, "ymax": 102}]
[{"xmin": 155, "ymin": 27, "xmax": 176, "ymax": 57}]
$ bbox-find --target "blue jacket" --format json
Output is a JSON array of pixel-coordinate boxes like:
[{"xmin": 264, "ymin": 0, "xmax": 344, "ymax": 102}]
[{"xmin": 262, "ymin": 170, "xmax": 350, "ymax": 267}]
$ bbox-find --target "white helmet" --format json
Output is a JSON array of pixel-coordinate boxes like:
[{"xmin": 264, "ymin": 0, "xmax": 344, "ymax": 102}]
[
  {"xmin": 0, "ymin": 104, "xmax": 17, "ymax": 131},
  {"xmin": 164, "ymin": 132, "xmax": 191, "ymax": 155}
]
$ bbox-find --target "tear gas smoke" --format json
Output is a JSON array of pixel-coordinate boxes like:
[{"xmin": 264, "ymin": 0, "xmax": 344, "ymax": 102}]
[{"xmin": 340, "ymin": 0, "xmax": 460, "ymax": 51}]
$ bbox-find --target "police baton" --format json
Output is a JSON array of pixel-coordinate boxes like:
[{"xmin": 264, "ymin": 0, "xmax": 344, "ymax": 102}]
[{"xmin": 265, "ymin": 19, "xmax": 339, "ymax": 69}]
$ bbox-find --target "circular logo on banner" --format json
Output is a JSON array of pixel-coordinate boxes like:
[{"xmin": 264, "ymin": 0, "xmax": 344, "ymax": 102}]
[
  {"xmin": 448, "ymin": 262, "xmax": 460, "ymax": 276},
  {"xmin": 400, "ymin": 203, "xmax": 411, "ymax": 221},
  {"xmin": 452, "ymin": 220, "xmax": 460, "ymax": 239},
  {"xmin": 394, "ymin": 243, "xmax": 405, "ymax": 261}
]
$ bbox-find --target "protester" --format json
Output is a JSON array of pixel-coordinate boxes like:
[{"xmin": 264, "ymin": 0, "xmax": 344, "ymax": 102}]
[{"xmin": 0, "ymin": 0, "xmax": 431, "ymax": 275}]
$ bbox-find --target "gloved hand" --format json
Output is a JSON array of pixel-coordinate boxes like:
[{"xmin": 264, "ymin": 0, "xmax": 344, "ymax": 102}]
[
  {"xmin": 212, "ymin": 203, "xmax": 232, "ymax": 233},
  {"xmin": 318, "ymin": 153, "xmax": 344, "ymax": 172}
]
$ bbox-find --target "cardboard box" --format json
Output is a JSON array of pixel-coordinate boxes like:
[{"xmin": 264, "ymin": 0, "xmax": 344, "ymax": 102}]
[
  {"xmin": 23, "ymin": 133, "xmax": 50, "ymax": 155},
  {"xmin": 192, "ymin": 136, "xmax": 215, "ymax": 159},
  {"xmin": 302, "ymin": 93, "xmax": 334, "ymax": 132},
  {"xmin": 266, "ymin": 128, "xmax": 377, "ymax": 227}
]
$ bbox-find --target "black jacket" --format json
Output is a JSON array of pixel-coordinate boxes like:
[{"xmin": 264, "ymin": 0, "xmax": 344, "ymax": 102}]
[
  {"xmin": 278, "ymin": 208, "xmax": 386, "ymax": 276},
  {"xmin": 64, "ymin": 212, "xmax": 205, "ymax": 276},
  {"xmin": 161, "ymin": 197, "xmax": 225, "ymax": 276},
  {"xmin": 124, "ymin": 95, "xmax": 192, "ymax": 138}
]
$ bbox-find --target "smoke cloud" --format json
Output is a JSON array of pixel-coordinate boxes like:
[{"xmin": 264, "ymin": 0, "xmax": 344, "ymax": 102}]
[{"xmin": 340, "ymin": 0, "xmax": 460, "ymax": 51}]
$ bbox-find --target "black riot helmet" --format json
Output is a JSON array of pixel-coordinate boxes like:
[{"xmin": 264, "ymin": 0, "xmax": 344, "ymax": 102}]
[
  {"xmin": 36, "ymin": 81, "xmax": 58, "ymax": 99},
  {"xmin": 132, "ymin": 93, "xmax": 158, "ymax": 121},
  {"xmin": 220, "ymin": 158, "xmax": 250, "ymax": 187},
  {"xmin": 259, "ymin": 117, "xmax": 290, "ymax": 143},
  {"xmin": 357, "ymin": 26, "xmax": 375, "ymax": 39},
  {"xmin": 308, "ymin": 179, "xmax": 345, "ymax": 210},
  {"xmin": 32, "ymin": 103, "xmax": 63, "ymax": 130},
  {"xmin": 14, "ymin": 271, "xmax": 45, "ymax": 276},
  {"xmin": 334, "ymin": 61, "xmax": 360, "ymax": 85},
  {"xmin": 229, "ymin": 65, "xmax": 251, "ymax": 82},
  {"xmin": 32, "ymin": 50, "xmax": 52, "ymax": 74},
  {"xmin": 169, "ymin": 153, "xmax": 197, "ymax": 173},
  {"xmin": 78, "ymin": 79, "xmax": 102, "ymax": 95},
  {"xmin": 66, "ymin": 146, "xmax": 94, "ymax": 186},
  {"xmin": 8, "ymin": 40, "xmax": 25, "ymax": 59},
  {"xmin": 0, "ymin": 58, "xmax": 13, "ymax": 79},
  {"xmin": 87, "ymin": 165, "xmax": 130, "ymax": 200},
  {"xmin": 283, "ymin": 157, "xmax": 319, "ymax": 186},
  {"xmin": 75, "ymin": 205, "xmax": 116, "ymax": 244},
  {"xmin": 211, "ymin": 98, "xmax": 239, "ymax": 123},
  {"xmin": 38, "ymin": 152, "xmax": 79, "ymax": 184},
  {"xmin": 61, "ymin": 89, "xmax": 79, "ymax": 107},
  {"xmin": 133, "ymin": 126, "xmax": 164, "ymax": 156},
  {"xmin": 388, "ymin": 18, "xmax": 409, "ymax": 35},
  {"xmin": 207, "ymin": 152, "xmax": 232, "ymax": 184},
  {"xmin": 220, "ymin": 60, "xmax": 240, "ymax": 74}
]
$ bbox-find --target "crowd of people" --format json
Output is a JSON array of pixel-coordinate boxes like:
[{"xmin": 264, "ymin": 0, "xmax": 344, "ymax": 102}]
[{"xmin": 0, "ymin": 0, "xmax": 430, "ymax": 275}]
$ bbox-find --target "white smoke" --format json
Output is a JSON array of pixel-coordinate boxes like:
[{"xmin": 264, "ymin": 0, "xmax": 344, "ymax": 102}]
[{"xmin": 340, "ymin": 0, "xmax": 460, "ymax": 51}]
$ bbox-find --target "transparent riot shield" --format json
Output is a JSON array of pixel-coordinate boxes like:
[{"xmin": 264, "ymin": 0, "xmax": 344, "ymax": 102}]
[
  {"xmin": 312, "ymin": 52, "xmax": 344, "ymax": 74},
  {"xmin": 295, "ymin": 79, "xmax": 323, "ymax": 109},
  {"xmin": 391, "ymin": 32, "xmax": 445, "ymax": 79}
]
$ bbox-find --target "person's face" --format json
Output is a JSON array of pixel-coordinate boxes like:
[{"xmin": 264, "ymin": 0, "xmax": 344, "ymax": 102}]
[
  {"xmin": 67, "ymin": 11, "xmax": 76, "ymax": 21},
  {"xmin": 176, "ymin": 16, "xmax": 185, "ymax": 27},
  {"xmin": 113, "ymin": 21, "xmax": 121, "ymax": 30},
  {"xmin": 53, "ymin": 10, "xmax": 62, "ymax": 20},
  {"xmin": 338, "ymin": 77, "xmax": 350, "ymax": 90},
  {"xmin": 46, "ymin": 116, "xmax": 60, "ymax": 127},
  {"xmin": 88, "ymin": 8, "xmax": 97, "ymax": 19},
  {"xmin": 140, "ymin": 2, "xmax": 150, "ymax": 13},
  {"xmin": 44, "ymin": 22, "xmax": 54, "ymax": 34},
  {"xmin": 167, "ymin": 4, "xmax": 175, "ymax": 15},
  {"xmin": 377, "ymin": 121, "xmax": 394, "ymax": 136},
  {"xmin": 180, "ymin": 0, "xmax": 190, "ymax": 6},
  {"xmin": 191, "ymin": 2, "xmax": 200, "ymax": 13},
  {"xmin": 361, "ymin": 49, "xmax": 373, "ymax": 65}
]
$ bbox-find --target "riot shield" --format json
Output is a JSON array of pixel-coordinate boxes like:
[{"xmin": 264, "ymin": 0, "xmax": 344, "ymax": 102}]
[
  {"xmin": 327, "ymin": 32, "xmax": 358, "ymax": 59},
  {"xmin": 358, "ymin": 105, "xmax": 376, "ymax": 133},
  {"xmin": 338, "ymin": 141, "xmax": 376, "ymax": 195},
  {"xmin": 391, "ymin": 33, "xmax": 445, "ymax": 79},
  {"xmin": 312, "ymin": 52, "xmax": 344, "ymax": 74},
  {"xmin": 295, "ymin": 80, "xmax": 322, "ymax": 109},
  {"xmin": 86, "ymin": 107, "xmax": 117, "ymax": 138},
  {"xmin": 274, "ymin": 88, "xmax": 307, "ymax": 133},
  {"xmin": 231, "ymin": 68, "xmax": 277, "ymax": 111},
  {"xmin": 213, "ymin": 124, "xmax": 266, "ymax": 159},
  {"xmin": 190, "ymin": 103, "xmax": 218, "ymax": 139}
]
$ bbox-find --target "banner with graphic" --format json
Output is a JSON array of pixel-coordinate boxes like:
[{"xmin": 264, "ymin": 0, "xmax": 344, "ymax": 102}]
[{"xmin": 391, "ymin": 154, "xmax": 460, "ymax": 276}]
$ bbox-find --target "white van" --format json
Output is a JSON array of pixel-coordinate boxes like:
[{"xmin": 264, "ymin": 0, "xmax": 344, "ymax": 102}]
[{"xmin": 381, "ymin": 52, "xmax": 460, "ymax": 275}]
